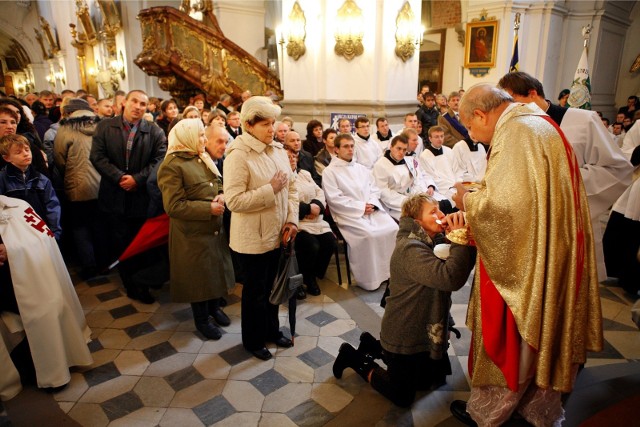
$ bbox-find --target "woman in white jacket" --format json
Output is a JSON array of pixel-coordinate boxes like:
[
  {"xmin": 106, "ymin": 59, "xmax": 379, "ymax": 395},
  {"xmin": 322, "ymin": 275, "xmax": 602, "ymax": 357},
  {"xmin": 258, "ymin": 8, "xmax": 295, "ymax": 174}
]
[{"xmin": 223, "ymin": 96, "xmax": 299, "ymax": 360}]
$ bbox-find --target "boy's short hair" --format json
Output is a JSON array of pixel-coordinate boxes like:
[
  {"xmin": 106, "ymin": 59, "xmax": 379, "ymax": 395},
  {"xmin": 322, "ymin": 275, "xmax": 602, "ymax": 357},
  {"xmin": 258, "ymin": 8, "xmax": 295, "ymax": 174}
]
[
  {"xmin": 401, "ymin": 194, "xmax": 438, "ymax": 219},
  {"xmin": 334, "ymin": 133, "xmax": 354, "ymax": 148},
  {"xmin": 428, "ymin": 125, "xmax": 445, "ymax": 137},
  {"xmin": 0, "ymin": 134, "xmax": 30, "ymax": 157}
]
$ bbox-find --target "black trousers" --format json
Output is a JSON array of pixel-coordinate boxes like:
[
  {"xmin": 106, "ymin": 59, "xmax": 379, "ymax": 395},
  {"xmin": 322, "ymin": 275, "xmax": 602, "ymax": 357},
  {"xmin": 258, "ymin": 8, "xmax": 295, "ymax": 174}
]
[
  {"xmin": 603, "ymin": 211, "xmax": 640, "ymax": 293},
  {"xmin": 370, "ymin": 350, "xmax": 451, "ymax": 407},
  {"xmin": 294, "ymin": 231, "xmax": 337, "ymax": 283},
  {"xmin": 236, "ymin": 248, "xmax": 283, "ymax": 350}
]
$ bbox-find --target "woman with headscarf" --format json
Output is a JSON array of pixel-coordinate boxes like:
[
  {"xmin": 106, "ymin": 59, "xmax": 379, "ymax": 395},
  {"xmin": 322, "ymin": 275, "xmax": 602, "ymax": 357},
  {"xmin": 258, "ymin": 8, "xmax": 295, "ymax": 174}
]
[
  {"xmin": 157, "ymin": 119, "xmax": 235, "ymax": 340},
  {"xmin": 223, "ymin": 96, "xmax": 299, "ymax": 360}
]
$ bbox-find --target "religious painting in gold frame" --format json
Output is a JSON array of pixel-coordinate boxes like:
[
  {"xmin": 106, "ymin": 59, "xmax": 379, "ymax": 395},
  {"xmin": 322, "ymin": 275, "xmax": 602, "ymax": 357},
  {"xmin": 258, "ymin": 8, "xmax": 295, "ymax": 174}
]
[{"xmin": 464, "ymin": 20, "xmax": 498, "ymax": 68}]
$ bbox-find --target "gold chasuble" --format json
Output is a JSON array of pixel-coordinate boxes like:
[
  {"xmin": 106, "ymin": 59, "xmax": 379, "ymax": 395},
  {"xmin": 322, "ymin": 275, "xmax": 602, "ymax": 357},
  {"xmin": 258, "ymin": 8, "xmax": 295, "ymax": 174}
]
[{"xmin": 465, "ymin": 103, "xmax": 602, "ymax": 393}]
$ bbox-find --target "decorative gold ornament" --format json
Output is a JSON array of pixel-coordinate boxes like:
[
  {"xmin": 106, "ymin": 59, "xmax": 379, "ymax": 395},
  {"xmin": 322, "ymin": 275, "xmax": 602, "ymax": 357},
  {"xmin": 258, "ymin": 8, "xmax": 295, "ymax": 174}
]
[
  {"xmin": 394, "ymin": 1, "xmax": 422, "ymax": 62},
  {"xmin": 334, "ymin": 0, "xmax": 364, "ymax": 61},
  {"xmin": 285, "ymin": 1, "xmax": 306, "ymax": 61}
]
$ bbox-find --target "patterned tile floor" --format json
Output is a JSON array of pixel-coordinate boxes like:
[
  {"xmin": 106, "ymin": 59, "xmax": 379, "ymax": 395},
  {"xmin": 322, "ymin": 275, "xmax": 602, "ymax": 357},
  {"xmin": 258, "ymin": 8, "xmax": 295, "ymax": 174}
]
[{"xmin": 1, "ymin": 256, "xmax": 639, "ymax": 427}]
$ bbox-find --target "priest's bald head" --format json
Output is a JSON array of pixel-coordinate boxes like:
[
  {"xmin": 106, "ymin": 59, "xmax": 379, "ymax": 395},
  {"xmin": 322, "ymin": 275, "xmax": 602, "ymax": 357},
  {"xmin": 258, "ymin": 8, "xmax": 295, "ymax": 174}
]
[{"xmin": 459, "ymin": 84, "xmax": 513, "ymax": 144}]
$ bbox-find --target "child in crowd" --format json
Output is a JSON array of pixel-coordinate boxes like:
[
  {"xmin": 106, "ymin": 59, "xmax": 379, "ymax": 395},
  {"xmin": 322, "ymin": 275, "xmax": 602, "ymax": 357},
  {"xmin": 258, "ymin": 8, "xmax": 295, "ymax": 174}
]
[
  {"xmin": 0, "ymin": 134, "xmax": 61, "ymax": 240},
  {"xmin": 333, "ymin": 194, "xmax": 476, "ymax": 407}
]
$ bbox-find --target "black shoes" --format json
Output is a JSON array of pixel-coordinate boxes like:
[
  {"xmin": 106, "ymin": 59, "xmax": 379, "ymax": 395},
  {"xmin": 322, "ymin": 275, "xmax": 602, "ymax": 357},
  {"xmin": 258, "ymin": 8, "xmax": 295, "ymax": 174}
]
[
  {"xmin": 306, "ymin": 279, "xmax": 321, "ymax": 296},
  {"xmin": 195, "ymin": 320, "xmax": 222, "ymax": 340},
  {"xmin": 192, "ymin": 301, "xmax": 221, "ymax": 340},
  {"xmin": 211, "ymin": 308, "xmax": 231, "ymax": 326},
  {"xmin": 250, "ymin": 347, "xmax": 273, "ymax": 360},
  {"xmin": 333, "ymin": 342, "xmax": 380, "ymax": 381},
  {"xmin": 358, "ymin": 332, "xmax": 383, "ymax": 359},
  {"xmin": 208, "ymin": 299, "xmax": 231, "ymax": 326},
  {"xmin": 127, "ymin": 288, "xmax": 155, "ymax": 304},
  {"xmin": 450, "ymin": 400, "xmax": 478, "ymax": 426},
  {"xmin": 272, "ymin": 336, "xmax": 293, "ymax": 348},
  {"xmin": 333, "ymin": 342, "xmax": 355, "ymax": 379},
  {"xmin": 296, "ymin": 286, "xmax": 307, "ymax": 300}
]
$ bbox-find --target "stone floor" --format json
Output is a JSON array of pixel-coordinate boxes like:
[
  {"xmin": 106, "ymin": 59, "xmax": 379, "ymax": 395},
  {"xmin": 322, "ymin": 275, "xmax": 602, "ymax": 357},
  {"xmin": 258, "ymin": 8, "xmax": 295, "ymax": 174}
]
[{"xmin": 1, "ymin": 256, "xmax": 639, "ymax": 427}]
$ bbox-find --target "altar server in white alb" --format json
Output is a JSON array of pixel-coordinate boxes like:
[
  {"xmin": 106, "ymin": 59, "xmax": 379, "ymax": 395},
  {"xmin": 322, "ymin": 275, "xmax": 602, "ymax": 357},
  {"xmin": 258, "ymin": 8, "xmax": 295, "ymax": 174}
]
[
  {"xmin": 0, "ymin": 196, "xmax": 92, "ymax": 399},
  {"xmin": 353, "ymin": 116, "xmax": 382, "ymax": 170},
  {"xmin": 451, "ymin": 137, "xmax": 487, "ymax": 183},
  {"xmin": 373, "ymin": 134, "xmax": 430, "ymax": 220},
  {"xmin": 498, "ymin": 72, "xmax": 632, "ymax": 282},
  {"xmin": 419, "ymin": 125, "xmax": 458, "ymax": 204},
  {"xmin": 323, "ymin": 133, "xmax": 398, "ymax": 290}
]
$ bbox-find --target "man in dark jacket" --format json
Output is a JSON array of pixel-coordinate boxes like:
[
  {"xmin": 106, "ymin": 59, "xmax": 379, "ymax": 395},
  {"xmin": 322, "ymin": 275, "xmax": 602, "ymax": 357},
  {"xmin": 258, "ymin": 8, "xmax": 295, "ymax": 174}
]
[
  {"xmin": 90, "ymin": 90, "xmax": 167, "ymax": 303},
  {"xmin": 415, "ymin": 93, "xmax": 440, "ymax": 141}
]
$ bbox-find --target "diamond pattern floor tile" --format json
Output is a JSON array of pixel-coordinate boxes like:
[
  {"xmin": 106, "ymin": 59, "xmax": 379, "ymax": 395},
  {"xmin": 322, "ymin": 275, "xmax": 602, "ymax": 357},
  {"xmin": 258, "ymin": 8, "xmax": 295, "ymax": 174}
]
[
  {"xmin": 298, "ymin": 347, "xmax": 334, "ymax": 369},
  {"xmin": 193, "ymin": 395, "xmax": 235, "ymax": 425},
  {"xmin": 142, "ymin": 341, "xmax": 178, "ymax": 363},
  {"xmin": 100, "ymin": 391, "xmax": 145, "ymax": 421},
  {"xmin": 83, "ymin": 361, "xmax": 121, "ymax": 387},
  {"xmin": 98, "ymin": 289, "xmax": 126, "ymax": 303},
  {"xmin": 218, "ymin": 344, "xmax": 252, "ymax": 365},
  {"xmin": 109, "ymin": 304, "xmax": 138, "ymax": 319},
  {"xmin": 249, "ymin": 369, "xmax": 289, "ymax": 396},
  {"xmin": 164, "ymin": 366, "xmax": 205, "ymax": 392},
  {"xmin": 286, "ymin": 399, "xmax": 334, "ymax": 426},
  {"xmin": 125, "ymin": 321, "xmax": 157, "ymax": 339},
  {"xmin": 306, "ymin": 311, "xmax": 337, "ymax": 327}
]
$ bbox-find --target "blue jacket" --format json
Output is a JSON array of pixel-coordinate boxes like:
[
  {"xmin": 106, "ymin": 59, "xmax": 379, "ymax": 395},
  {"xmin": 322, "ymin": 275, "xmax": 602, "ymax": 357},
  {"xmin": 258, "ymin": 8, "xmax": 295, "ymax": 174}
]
[{"xmin": 0, "ymin": 163, "xmax": 62, "ymax": 239}]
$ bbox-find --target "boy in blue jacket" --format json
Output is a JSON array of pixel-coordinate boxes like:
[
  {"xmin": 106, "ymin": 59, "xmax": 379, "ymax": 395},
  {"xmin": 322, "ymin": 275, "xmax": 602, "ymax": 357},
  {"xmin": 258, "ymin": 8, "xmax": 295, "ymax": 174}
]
[{"xmin": 0, "ymin": 134, "xmax": 62, "ymax": 240}]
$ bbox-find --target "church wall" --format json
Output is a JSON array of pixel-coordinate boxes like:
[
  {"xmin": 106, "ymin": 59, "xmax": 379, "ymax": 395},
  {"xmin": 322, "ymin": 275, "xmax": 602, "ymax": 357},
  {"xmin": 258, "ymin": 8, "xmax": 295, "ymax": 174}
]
[{"xmin": 614, "ymin": 2, "xmax": 640, "ymax": 109}]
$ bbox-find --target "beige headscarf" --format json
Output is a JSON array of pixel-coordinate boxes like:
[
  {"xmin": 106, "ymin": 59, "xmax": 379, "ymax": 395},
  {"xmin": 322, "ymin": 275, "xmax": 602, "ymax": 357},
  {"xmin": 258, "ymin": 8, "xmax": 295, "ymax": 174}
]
[{"xmin": 166, "ymin": 118, "xmax": 221, "ymax": 177}]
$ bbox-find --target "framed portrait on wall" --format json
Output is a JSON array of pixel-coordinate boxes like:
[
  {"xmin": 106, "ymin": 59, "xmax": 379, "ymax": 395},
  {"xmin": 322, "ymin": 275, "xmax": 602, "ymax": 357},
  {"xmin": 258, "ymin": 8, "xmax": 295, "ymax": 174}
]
[{"xmin": 464, "ymin": 20, "xmax": 499, "ymax": 68}]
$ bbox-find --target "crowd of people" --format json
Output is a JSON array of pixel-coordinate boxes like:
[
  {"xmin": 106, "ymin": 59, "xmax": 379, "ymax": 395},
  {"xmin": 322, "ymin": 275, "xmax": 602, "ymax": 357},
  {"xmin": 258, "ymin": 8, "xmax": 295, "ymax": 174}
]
[{"xmin": 0, "ymin": 75, "xmax": 637, "ymax": 427}]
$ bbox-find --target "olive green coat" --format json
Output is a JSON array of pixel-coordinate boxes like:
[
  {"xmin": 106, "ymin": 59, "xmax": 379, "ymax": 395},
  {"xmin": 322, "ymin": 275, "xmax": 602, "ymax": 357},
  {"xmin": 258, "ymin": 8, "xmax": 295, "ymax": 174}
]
[{"xmin": 157, "ymin": 152, "xmax": 234, "ymax": 303}]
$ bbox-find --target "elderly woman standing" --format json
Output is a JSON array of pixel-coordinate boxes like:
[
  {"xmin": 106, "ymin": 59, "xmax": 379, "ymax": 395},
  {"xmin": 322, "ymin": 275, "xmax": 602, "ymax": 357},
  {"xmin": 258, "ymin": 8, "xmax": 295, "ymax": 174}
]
[
  {"xmin": 158, "ymin": 119, "xmax": 234, "ymax": 340},
  {"xmin": 224, "ymin": 96, "xmax": 298, "ymax": 360}
]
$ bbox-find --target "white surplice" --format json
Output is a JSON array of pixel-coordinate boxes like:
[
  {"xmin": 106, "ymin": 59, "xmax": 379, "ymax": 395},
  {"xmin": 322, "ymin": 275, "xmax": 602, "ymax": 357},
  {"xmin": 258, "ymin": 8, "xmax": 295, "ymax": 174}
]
[
  {"xmin": 372, "ymin": 154, "xmax": 429, "ymax": 220},
  {"xmin": 353, "ymin": 133, "xmax": 382, "ymax": 170},
  {"xmin": 322, "ymin": 157, "xmax": 398, "ymax": 290},
  {"xmin": 418, "ymin": 146, "xmax": 458, "ymax": 200},
  {"xmin": 560, "ymin": 108, "xmax": 633, "ymax": 281},
  {"xmin": 0, "ymin": 196, "xmax": 92, "ymax": 393},
  {"xmin": 451, "ymin": 139, "xmax": 487, "ymax": 183}
]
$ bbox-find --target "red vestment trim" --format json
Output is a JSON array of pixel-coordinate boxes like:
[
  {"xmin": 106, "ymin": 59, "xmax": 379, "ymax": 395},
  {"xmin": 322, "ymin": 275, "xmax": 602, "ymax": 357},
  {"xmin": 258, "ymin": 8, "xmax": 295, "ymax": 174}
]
[
  {"xmin": 539, "ymin": 115, "xmax": 585, "ymax": 297},
  {"xmin": 479, "ymin": 259, "xmax": 521, "ymax": 392}
]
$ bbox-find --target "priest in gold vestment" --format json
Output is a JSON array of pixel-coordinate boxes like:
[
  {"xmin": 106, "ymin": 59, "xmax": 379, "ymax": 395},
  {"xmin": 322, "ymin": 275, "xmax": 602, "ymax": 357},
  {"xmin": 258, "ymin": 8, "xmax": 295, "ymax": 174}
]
[{"xmin": 449, "ymin": 84, "xmax": 602, "ymax": 427}]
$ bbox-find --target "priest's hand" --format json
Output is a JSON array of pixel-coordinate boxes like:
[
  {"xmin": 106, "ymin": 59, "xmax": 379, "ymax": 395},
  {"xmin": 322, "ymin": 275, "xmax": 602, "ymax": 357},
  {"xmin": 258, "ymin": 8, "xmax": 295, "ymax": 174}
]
[
  {"xmin": 452, "ymin": 183, "xmax": 468, "ymax": 211},
  {"xmin": 0, "ymin": 244, "xmax": 6, "ymax": 266},
  {"xmin": 426, "ymin": 186, "xmax": 435, "ymax": 196},
  {"xmin": 445, "ymin": 211, "xmax": 466, "ymax": 231}
]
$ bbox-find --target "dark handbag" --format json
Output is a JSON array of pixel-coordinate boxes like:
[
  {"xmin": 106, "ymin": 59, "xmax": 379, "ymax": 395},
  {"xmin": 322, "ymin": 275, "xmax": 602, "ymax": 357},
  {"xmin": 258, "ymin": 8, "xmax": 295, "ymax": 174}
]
[{"xmin": 270, "ymin": 244, "xmax": 304, "ymax": 305}]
